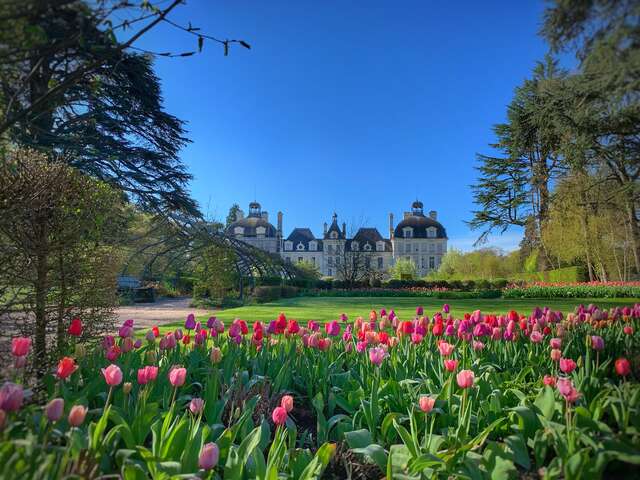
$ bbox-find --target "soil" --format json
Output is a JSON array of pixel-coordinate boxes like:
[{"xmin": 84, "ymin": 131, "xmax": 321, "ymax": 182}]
[{"xmin": 116, "ymin": 296, "xmax": 212, "ymax": 329}]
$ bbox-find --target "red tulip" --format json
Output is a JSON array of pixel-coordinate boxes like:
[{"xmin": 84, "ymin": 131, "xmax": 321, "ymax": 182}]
[
  {"xmin": 615, "ymin": 358, "xmax": 631, "ymax": 377},
  {"xmin": 56, "ymin": 357, "xmax": 77, "ymax": 380},
  {"xmin": 68, "ymin": 318, "xmax": 82, "ymax": 337},
  {"xmin": 11, "ymin": 337, "xmax": 31, "ymax": 357}
]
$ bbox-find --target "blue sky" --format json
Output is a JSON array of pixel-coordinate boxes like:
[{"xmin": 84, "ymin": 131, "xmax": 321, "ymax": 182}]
[{"xmin": 136, "ymin": 0, "xmax": 562, "ymax": 251}]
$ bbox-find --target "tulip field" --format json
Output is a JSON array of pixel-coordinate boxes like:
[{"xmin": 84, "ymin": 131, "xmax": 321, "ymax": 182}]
[{"xmin": 2, "ymin": 303, "xmax": 640, "ymax": 479}]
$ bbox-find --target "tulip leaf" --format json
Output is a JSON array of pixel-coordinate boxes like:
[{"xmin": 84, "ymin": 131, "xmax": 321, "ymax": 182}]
[{"xmin": 298, "ymin": 442, "xmax": 336, "ymax": 480}]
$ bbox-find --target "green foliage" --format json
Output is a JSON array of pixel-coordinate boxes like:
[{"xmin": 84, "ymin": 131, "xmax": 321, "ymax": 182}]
[
  {"xmin": 431, "ymin": 248, "xmax": 523, "ymax": 281},
  {"xmin": 504, "ymin": 284, "xmax": 640, "ymax": 299},
  {"xmin": 390, "ymin": 257, "xmax": 418, "ymax": 280}
]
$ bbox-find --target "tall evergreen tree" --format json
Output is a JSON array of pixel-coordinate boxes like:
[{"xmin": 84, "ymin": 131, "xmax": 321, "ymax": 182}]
[{"xmin": 469, "ymin": 57, "xmax": 567, "ymax": 269}]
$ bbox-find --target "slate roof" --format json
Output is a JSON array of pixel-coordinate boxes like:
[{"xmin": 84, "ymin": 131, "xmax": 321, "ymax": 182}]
[
  {"xmin": 285, "ymin": 228, "xmax": 323, "ymax": 251},
  {"xmin": 394, "ymin": 214, "xmax": 447, "ymax": 239}
]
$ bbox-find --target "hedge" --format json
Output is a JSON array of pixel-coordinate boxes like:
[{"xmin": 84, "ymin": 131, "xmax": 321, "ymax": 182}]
[
  {"xmin": 300, "ymin": 288, "xmax": 502, "ymax": 299},
  {"xmin": 510, "ymin": 266, "xmax": 586, "ymax": 283},
  {"xmin": 504, "ymin": 284, "xmax": 640, "ymax": 299}
]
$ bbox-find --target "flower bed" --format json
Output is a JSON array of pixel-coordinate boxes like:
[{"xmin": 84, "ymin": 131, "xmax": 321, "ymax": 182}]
[
  {"xmin": 504, "ymin": 281, "xmax": 640, "ymax": 298},
  {"xmin": 2, "ymin": 304, "xmax": 640, "ymax": 478}
]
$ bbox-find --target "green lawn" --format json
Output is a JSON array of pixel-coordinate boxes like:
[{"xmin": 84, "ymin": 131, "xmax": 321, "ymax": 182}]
[{"xmin": 165, "ymin": 296, "xmax": 640, "ymax": 329}]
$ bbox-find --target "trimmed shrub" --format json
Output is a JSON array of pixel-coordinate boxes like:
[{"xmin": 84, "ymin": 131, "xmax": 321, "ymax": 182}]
[{"xmin": 252, "ymin": 286, "xmax": 282, "ymax": 303}]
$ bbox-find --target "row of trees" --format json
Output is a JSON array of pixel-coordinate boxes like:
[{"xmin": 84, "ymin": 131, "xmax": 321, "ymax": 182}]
[{"xmin": 470, "ymin": 0, "xmax": 639, "ymax": 281}]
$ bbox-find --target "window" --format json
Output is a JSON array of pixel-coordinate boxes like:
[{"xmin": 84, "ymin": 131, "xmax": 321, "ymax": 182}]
[
  {"xmin": 256, "ymin": 226, "xmax": 266, "ymax": 236},
  {"xmin": 296, "ymin": 243, "xmax": 305, "ymax": 251},
  {"xmin": 403, "ymin": 227, "xmax": 413, "ymax": 238},
  {"xmin": 328, "ymin": 244, "xmax": 334, "ymax": 254},
  {"xmin": 421, "ymin": 257, "xmax": 425, "ymax": 268},
  {"xmin": 405, "ymin": 243, "xmax": 411, "ymax": 253},
  {"xmin": 429, "ymin": 256, "xmax": 435, "ymax": 269},
  {"xmin": 429, "ymin": 243, "xmax": 435, "ymax": 253},
  {"xmin": 352, "ymin": 241, "xmax": 359, "ymax": 251},
  {"xmin": 284, "ymin": 241, "xmax": 293, "ymax": 251},
  {"xmin": 415, "ymin": 244, "xmax": 419, "ymax": 252},
  {"xmin": 377, "ymin": 257, "xmax": 383, "ymax": 269},
  {"xmin": 328, "ymin": 257, "xmax": 333, "ymax": 267},
  {"xmin": 309, "ymin": 241, "xmax": 317, "ymax": 251},
  {"xmin": 364, "ymin": 243, "xmax": 372, "ymax": 251},
  {"xmin": 331, "ymin": 231, "xmax": 338, "ymax": 239},
  {"xmin": 328, "ymin": 268, "xmax": 332, "ymax": 276},
  {"xmin": 437, "ymin": 243, "xmax": 443, "ymax": 253},
  {"xmin": 421, "ymin": 243, "xmax": 427, "ymax": 252},
  {"xmin": 234, "ymin": 226, "xmax": 244, "ymax": 235},
  {"xmin": 376, "ymin": 241, "xmax": 384, "ymax": 251},
  {"xmin": 336, "ymin": 256, "xmax": 341, "ymax": 266},
  {"xmin": 427, "ymin": 227, "xmax": 436, "ymax": 238}
]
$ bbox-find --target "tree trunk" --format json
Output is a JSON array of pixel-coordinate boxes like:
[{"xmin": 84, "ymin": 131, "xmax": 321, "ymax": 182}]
[
  {"xmin": 625, "ymin": 199, "xmax": 640, "ymax": 275},
  {"xmin": 34, "ymin": 247, "xmax": 48, "ymax": 377}
]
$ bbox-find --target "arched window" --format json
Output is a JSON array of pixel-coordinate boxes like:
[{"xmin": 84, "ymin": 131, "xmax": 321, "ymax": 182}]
[
  {"xmin": 352, "ymin": 241, "xmax": 359, "ymax": 251},
  {"xmin": 296, "ymin": 243, "xmax": 305, "ymax": 251},
  {"xmin": 364, "ymin": 243, "xmax": 372, "ymax": 251}
]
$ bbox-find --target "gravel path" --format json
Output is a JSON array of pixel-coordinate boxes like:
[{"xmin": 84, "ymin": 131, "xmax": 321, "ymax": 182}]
[{"xmin": 116, "ymin": 297, "xmax": 214, "ymax": 329}]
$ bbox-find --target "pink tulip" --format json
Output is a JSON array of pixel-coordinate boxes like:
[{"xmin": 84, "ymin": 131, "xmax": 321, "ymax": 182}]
[
  {"xmin": 11, "ymin": 337, "xmax": 31, "ymax": 357},
  {"xmin": 368, "ymin": 346, "xmax": 388, "ymax": 366},
  {"xmin": 0, "ymin": 382, "xmax": 24, "ymax": 412},
  {"xmin": 418, "ymin": 395, "xmax": 435, "ymax": 413},
  {"xmin": 68, "ymin": 405, "xmax": 88, "ymax": 427},
  {"xmin": 325, "ymin": 320, "xmax": 340, "ymax": 336},
  {"xmin": 559, "ymin": 358, "xmax": 576, "ymax": 374},
  {"xmin": 101, "ymin": 364, "xmax": 123, "ymax": 386},
  {"xmin": 557, "ymin": 377, "xmax": 580, "ymax": 403},
  {"xmin": 411, "ymin": 333, "xmax": 424, "ymax": 344},
  {"xmin": 199, "ymin": 442, "xmax": 219, "ymax": 470},
  {"xmin": 456, "ymin": 370, "xmax": 475, "ymax": 389},
  {"xmin": 442, "ymin": 304, "xmax": 450, "ymax": 313},
  {"xmin": 438, "ymin": 341, "xmax": 455, "ymax": 357},
  {"xmin": 590, "ymin": 335, "xmax": 605, "ymax": 351},
  {"xmin": 45, "ymin": 398, "xmax": 64, "ymax": 422},
  {"xmin": 529, "ymin": 331, "xmax": 543, "ymax": 343},
  {"xmin": 189, "ymin": 398, "xmax": 205, "ymax": 414},
  {"xmin": 444, "ymin": 359, "xmax": 458, "ymax": 372},
  {"xmin": 211, "ymin": 347, "xmax": 222, "ymax": 363},
  {"xmin": 281, "ymin": 394, "xmax": 294, "ymax": 413},
  {"xmin": 272, "ymin": 406, "xmax": 288, "ymax": 426},
  {"xmin": 169, "ymin": 367, "xmax": 187, "ymax": 387},
  {"xmin": 550, "ymin": 349, "xmax": 561, "ymax": 362},
  {"xmin": 472, "ymin": 341, "xmax": 484, "ymax": 351},
  {"xmin": 549, "ymin": 337, "xmax": 562, "ymax": 349},
  {"xmin": 543, "ymin": 375, "xmax": 557, "ymax": 387},
  {"xmin": 623, "ymin": 325, "xmax": 634, "ymax": 335}
]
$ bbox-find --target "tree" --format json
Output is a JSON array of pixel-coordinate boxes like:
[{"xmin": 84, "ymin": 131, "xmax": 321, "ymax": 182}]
[
  {"xmin": 226, "ymin": 204, "xmax": 242, "ymax": 227},
  {"xmin": 540, "ymin": 0, "xmax": 640, "ymax": 274},
  {"xmin": 0, "ymin": 149, "xmax": 126, "ymax": 372},
  {"xmin": 0, "ymin": 1, "xmax": 251, "ymax": 215},
  {"xmin": 390, "ymin": 257, "xmax": 417, "ymax": 280},
  {"xmin": 332, "ymin": 243, "xmax": 374, "ymax": 286},
  {"xmin": 470, "ymin": 57, "xmax": 567, "ymax": 269}
]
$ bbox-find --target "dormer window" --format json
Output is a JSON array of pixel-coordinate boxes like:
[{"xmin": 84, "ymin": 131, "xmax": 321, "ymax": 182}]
[
  {"xmin": 427, "ymin": 227, "xmax": 436, "ymax": 238},
  {"xmin": 256, "ymin": 226, "xmax": 266, "ymax": 237},
  {"xmin": 284, "ymin": 241, "xmax": 293, "ymax": 251},
  {"xmin": 234, "ymin": 226, "xmax": 244, "ymax": 236},
  {"xmin": 296, "ymin": 243, "xmax": 305, "ymax": 251},
  {"xmin": 352, "ymin": 241, "xmax": 359, "ymax": 251},
  {"xmin": 376, "ymin": 241, "xmax": 385, "ymax": 252},
  {"xmin": 364, "ymin": 243, "xmax": 372, "ymax": 251},
  {"xmin": 403, "ymin": 227, "xmax": 413, "ymax": 238},
  {"xmin": 309, "ymin": 241, "xmax": 317, "ymax": 251},
  {"xmin": 331, "ymin": 231, "xmax": 338, "ymax": 239}
]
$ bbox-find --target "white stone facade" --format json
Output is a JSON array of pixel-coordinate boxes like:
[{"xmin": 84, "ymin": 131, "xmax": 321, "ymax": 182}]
[{"xmin": 226, "ymin": 201, "xmax": 448, "ymax": 278}]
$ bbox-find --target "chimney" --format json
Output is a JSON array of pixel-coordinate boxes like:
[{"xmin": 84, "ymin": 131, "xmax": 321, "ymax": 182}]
[
  {"xmin": 403, "ymin": 211, "xmax": 411, "ymax": 219},
  {"xmin": 429, "ymin": 210, "xmax": 437, "ymax": 220},
  {"xmin": 277, "ymin": 211, "xmax": 283, "ymax": 234},
  {"xmin": 323, "ymin": 222, "xmax": 328, "ymax": 235},
  {"xmin": 236, "ymin": 209, "xmax": 244, "ymax": 220},
  {"xmin": 342, "ymin": 222, "xmax": 346, "ymax": 237},
  {"xmin": 261, "ymin": 211, "xmax": 269, "ymax": 222},
  {"xmin": 388, "ymin": 213, "xmax": 394, "ymax": 239}
]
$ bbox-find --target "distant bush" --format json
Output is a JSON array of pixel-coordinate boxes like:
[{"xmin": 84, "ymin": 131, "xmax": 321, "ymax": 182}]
[
  {"xmin": 252, "ymin": 286, "xmax": 282, "ymax": 303},
  {"xmin": 510, "ymin": 266, "xmax": 587, "ymax": 283}
]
